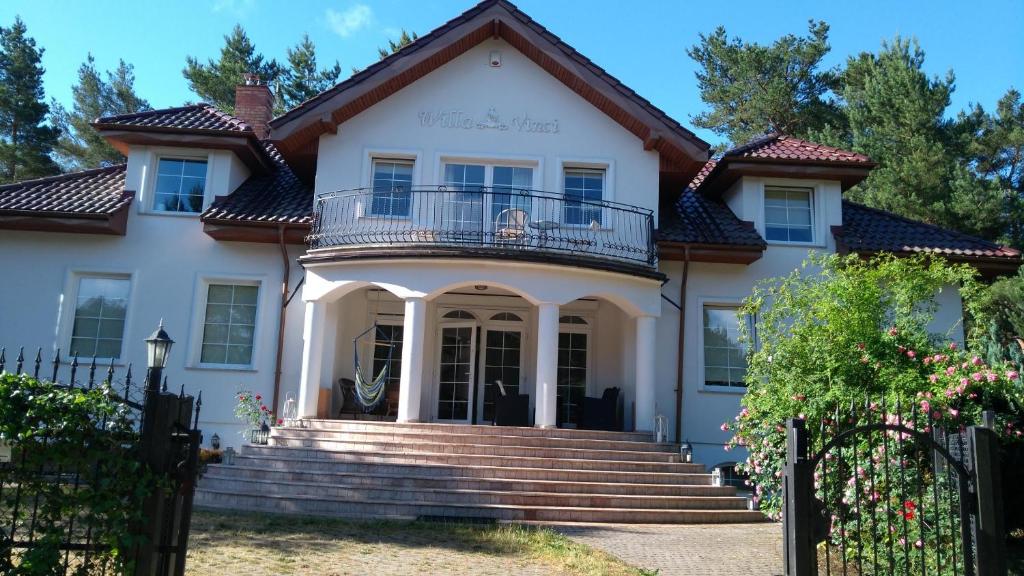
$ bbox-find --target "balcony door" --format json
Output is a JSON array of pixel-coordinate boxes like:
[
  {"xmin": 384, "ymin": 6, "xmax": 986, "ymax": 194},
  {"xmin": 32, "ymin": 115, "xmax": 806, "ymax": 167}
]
[
  {"xmin": 442, "ymin": 163, "xmax": 534, "ymax": 241},
  {"xmin": 436, "ymin": 321, "xmax": 477, "ymax": 423}
]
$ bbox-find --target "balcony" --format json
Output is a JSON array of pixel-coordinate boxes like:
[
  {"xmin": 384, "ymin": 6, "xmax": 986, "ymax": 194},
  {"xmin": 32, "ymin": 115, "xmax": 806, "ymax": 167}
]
[{"xmin": 306, "ymin": 186, "xmax": 656, "ymax": 271}]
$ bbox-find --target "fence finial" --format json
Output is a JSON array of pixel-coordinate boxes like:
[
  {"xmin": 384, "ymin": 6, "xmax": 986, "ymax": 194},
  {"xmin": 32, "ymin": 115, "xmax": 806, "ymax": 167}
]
[
  {"xmin": 33, "ymin": 347, "xmax": 42, "ymax": 379},
  {"xmin": 51, "ymin": 348, "xmax": 61, "ymax": 383},
  {"xmin": 105, "ymin": 357, "xmax": 115, "ymax": 385},
  {"xmin": 125, "ymin": 363, "xmax": 133, "ymax": 401},
  {"xmin": 69, "ymin": 353, "xmax": 79, "ymax": 388},
  {"xmin": 16, "ymin": 347, "xmax": 24, "ymax": 374},
  {"xmin": 88, "ymin": 357, "xmax": 97, "ymax": 389},
  {"xmin": 0, "ymin": 347, "xmax": 5, "ymax": 374},
  {"xmin": 193, "ymin": 391, "xmax": 203, "ymax": 428}
]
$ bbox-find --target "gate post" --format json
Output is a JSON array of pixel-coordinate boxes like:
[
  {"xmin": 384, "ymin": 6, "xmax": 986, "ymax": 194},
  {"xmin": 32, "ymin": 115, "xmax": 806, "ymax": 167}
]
[
  {"xmin": 970, "ymin": 424, "xmax": 1006, "ymax": 576},
  {"xmin": 783, "ymin": 418, "xmax": 816, "ymax": 576}
]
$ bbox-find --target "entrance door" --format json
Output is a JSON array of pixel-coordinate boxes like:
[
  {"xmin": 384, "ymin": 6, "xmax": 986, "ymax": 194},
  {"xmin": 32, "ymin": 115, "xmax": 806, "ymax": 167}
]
[
  {"xmin": 436, "ymin": 323, "xmax": 477, "ymax": 423},
  {"xmin": 478, "ymin": 325, "xmax": 523, "ymax": 423}
]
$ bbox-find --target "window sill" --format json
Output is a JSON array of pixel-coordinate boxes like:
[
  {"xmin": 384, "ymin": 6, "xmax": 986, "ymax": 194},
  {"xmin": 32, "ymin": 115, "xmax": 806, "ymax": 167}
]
[
  {"xmin": 141, "ymin": 210, "xmax": 204, "ymax": 219},
  {"xmin": 358, "ymin": 215, "xmax": 412, "ymax": 221},
  {"xmin": 698, "ymin": 385, "xmax": 748, "ymax": 395},
  {"xmin": 185, "ymin": 364, "xmax": 258, "ymax": 373},
  {"xmin": 765, "ymin": 239, "xmax": 824, "ymax": 248}
]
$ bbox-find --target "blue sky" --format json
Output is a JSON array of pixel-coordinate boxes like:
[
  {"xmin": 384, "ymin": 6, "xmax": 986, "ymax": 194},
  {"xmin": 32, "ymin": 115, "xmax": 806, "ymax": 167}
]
[{"xmin": 1, "ymin": 0, "xmax": 1021, "ymax": 147}]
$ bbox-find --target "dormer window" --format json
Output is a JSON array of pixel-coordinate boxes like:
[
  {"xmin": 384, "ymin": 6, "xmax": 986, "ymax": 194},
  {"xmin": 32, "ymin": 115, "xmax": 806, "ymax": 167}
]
[
  {"xmin": 154, "ymin": 158, "xmax": 208, "ymax": 213},
  {"xmin": 764, "ymin": 186, "xmax": 813, "ymax": 243}
]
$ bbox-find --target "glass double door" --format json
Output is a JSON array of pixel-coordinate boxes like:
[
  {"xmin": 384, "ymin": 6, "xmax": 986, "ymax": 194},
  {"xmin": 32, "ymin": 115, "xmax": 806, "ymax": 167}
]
[
  {"xmin": 435, "ymin": 322, "xmax": 524, "ymax": 424},
  {"xmin": 442, "ymin": 164, "xmax": 533, "ymax": 239}
]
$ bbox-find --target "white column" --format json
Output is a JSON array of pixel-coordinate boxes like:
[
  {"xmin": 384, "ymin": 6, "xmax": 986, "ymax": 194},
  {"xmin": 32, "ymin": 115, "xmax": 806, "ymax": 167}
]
[
  {"xmin": 534, "ymin": 302, "xmax": 559, "ymax": 428},
  {"xmin": 634, "ymin": 314, "xmax": 657, "ymax": 433},
  {"xmin": 397, "ymin": 297, "xmax": 427, "ymax": 422},
  {"xmin": 298, "ymin": 300, "xmax": 327, "ymax": 419}
]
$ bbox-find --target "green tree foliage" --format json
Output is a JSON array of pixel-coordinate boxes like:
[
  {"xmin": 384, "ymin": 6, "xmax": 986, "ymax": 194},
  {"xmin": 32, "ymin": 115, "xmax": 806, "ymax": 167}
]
[
  {"xmin": 183, "ymin": 24, "xmax": 281, "ymax": 113},
  {"xmin": 0, "ymin": 17, "xmax": 59, "ymax": 183},
  {"xmin": 687, "ymin": 20, "xmax": 844, "ymax": 146},
  {"xmin": 278, "ymin": 34, "xmax": 342, "ymax": 111},
  {"xmin": 378, "ymin": 29, "xmax": 419, "ymax": 60},
  {"xmin": 51, "ymin": 55, "xmax": 150, "ymax": 170},
  {"xmin": 727, "ymin": 254, "xmax": 1023, "ymax": 524}
]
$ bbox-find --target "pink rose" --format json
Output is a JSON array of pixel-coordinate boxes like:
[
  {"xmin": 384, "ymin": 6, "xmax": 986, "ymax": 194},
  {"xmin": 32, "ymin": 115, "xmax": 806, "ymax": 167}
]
[
  {"xmin": 920, "ymin": 400, "xmax": 931, "ymax": 413},
  {"xmin": 986, "ymin": 372, "xmax": 998, "ymax": 382},
  {"xmin": 972, "ymin": 372, "xmax": 983, "ymax": 382},
  {"xmin": 929, "ymin": 375, "xmax": 939, "ymax": 383},
  {"xmin": 971, "ymin": 356, "xmax": 982, "ymax": 366},
  {"xmin": 946, "ymin": 366, "xmax": 957, "ymax": 376},
  {"xmin": 907, "ymin": 350, "xmax": 916, "ymax": 359},
  {"xmin": 948, "ymin": 342, "xmax": 958, "ymax": 350},
  {"xmin": 888, "ymin": 327, "xmax": 899, "ymax": 336},
  {"xmin": 1007, "ymin": 370, "xmax": 1020, "ymax": 381}
]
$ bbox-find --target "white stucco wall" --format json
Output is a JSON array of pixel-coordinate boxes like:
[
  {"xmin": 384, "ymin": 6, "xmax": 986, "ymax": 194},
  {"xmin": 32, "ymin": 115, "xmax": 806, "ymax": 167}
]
[
  {"xmin": 0, "ymin": 145, "xmax": 295, "ymax": 447},
  {"xmin": 314, "ymin": 38, "xmax": 662, "ymax": 223}
]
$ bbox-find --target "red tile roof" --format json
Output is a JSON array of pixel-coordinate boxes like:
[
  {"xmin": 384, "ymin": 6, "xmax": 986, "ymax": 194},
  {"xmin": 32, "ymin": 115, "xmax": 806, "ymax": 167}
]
[
  {"xmin": 200, "ymin": 142, "xmax": 312, "ymax": 225},
  {"xmin": 724, "ymin": 133, "xmax": 872, "ymax": 165},
  {"xmin": 0, "ymin": 165, "xmax": 131, "ymax": 216},
  {"xmin": 837, "ymin": 201, "xmax": 1021, "ymax": 261},
  {"xmin": 657, "ymin": 187, "xmax": 765, "ymax": 248},
  {"xmin": 93, "ymin": 104, "xmax": 253, "ymax": 135}
]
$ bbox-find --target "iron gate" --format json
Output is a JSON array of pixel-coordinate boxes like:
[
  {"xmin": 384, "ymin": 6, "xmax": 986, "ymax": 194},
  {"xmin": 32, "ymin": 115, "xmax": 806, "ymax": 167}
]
[
  {"xmin": 782, "ymin": 402, "xmax": 1006, "ymax": 576},
  {"xmin": 0, "ymin": 347, "xmax": 203, "ymax": 576}
]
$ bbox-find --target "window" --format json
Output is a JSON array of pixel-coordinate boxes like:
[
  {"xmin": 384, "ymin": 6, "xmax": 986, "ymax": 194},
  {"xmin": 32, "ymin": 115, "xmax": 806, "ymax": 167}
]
[
  {"xmin": 70, "ymin": 276, "xmax": 130, "ymax": 359},
  {"xmin": 563, "ymin": 168, "xmax": 604, "ymax": 226},
  {"xmin": 559, "ymin": 315, "xmax": 588, "ymax": 325},
  {"xmin": 442, "ymin": 309, "xmax": 476, "ymax": 320},
  {"xmin": 764, "ymin": 186, "xmax": 813, "ymax": 242},
  {"xmin": 702, "ymin": 305, "xmax": 748, "ymax": 388},
  {"xmin": 491, "ymin": 166, "xmax": 532, "ymax": 225},
  {"xmin": 154, "ymin": 158, "xmax": 207, "ymax": 213},
  {"xmin": 200, "ymin": 284, "xmax": 258, "ymax": 366},
  {"xmin": 490, "ymin": 312, "xmax": 523, "ymax": 322},
  {"xmin": 370, "ymin": 159, "xmax": 413, "ymax": 217},
  {"xmin": 557, "ymin": 331, "xmax": 588, "ymax": 425},
  {"xmin": 443, "ymin": 163, "xmax": 486, "ymax": 236}
]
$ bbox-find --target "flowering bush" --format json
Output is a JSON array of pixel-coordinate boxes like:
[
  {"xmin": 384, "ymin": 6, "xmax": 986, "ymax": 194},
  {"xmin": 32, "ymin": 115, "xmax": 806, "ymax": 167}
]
[
  {"xmin": 727, "ymin": 253, "xmax": 1024, "ymax": 523},
  {"xmin": 233, "ymin": 389, "xmax": 277, "ymax": 436}
]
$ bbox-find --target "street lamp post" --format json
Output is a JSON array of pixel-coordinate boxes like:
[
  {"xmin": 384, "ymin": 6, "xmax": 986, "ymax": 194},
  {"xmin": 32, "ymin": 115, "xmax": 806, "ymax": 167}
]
[{"xmin": 145, "ymin": 320, "xmax": 174, "ymax": 393}]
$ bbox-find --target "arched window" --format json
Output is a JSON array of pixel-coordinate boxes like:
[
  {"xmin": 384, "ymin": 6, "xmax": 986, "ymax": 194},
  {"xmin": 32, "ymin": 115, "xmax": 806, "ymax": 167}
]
[
  {"xmin": 442, "ymin": 309, "xmax": 476, "ymax": 320},
  {"xmin": 558, "ymin": 315, "xmax": 588, "ymax": 325},
  {"xmin": 490, "ymin": 312, "xmax": 523, "ymax": 322}
]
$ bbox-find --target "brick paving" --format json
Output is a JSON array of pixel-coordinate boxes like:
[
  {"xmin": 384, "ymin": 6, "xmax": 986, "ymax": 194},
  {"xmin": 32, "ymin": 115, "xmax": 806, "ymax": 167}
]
[{"xmin": 556, "ymin": 522, "xmax": 784, "ymax": 576}]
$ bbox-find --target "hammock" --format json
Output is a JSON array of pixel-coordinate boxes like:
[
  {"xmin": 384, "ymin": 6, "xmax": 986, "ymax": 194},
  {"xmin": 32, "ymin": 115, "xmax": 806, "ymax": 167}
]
[{"xmin": 352, "ymin": 323, "xmax": 394, "ymax": 413}]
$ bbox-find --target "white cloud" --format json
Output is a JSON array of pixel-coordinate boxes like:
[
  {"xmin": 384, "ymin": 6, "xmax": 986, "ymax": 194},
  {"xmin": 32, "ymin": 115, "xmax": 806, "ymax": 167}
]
[
  {"xmin": 212, "ymin": 0, "xmax": 256, "ymax": 17},
  {"xmin": 326, "ymin": 4, "xmax": 373, "ymax": 38}
]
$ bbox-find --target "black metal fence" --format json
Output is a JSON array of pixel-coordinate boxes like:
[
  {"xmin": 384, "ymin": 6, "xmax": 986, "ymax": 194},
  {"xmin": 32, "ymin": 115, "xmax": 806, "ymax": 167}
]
[
  {"xmin": 0, "ymin": 347, "xmax": 202, "ymax": 576},
  {"xmin": 308, "ymin": 186, "xmax": 656, "ymax": 266},
  {"xmin": 782, "ymin": 401, "xmax": 1006, "ymax": 576}
]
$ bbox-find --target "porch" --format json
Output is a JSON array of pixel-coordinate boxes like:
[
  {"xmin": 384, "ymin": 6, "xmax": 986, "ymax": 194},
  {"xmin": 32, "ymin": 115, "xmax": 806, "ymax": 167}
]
[{"xmin": 295, "ymin": 258, "xmax": 663, "ymax": 432}]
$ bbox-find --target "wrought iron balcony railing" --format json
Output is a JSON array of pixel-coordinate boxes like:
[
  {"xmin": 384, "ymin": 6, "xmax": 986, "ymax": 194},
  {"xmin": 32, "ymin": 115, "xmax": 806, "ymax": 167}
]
[{"xmin": 307, "ymin": 186, "xmax": 656, "ymax": 267}]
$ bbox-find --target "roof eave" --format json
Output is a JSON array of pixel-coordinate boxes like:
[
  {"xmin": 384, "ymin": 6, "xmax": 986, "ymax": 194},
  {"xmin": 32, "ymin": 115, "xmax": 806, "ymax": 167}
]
[
  {"xmin": 95, "ymin": 128, "xmax": 273, "ymax": 173},
  {"xmin": 657, "ymin": 240, "xmax": 765, "ymax": 265},
  {"xmin": 0, "ymin": 193, "xmax": 134, "ymax": 236},
  {"xmin": 699, "ymin": 157, "xmax": 875, "ymax": 196}
]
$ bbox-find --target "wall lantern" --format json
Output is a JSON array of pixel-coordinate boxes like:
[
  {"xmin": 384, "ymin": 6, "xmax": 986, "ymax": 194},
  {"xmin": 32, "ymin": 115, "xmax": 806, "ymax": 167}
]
[
  {"xmin": 145, "ymin": 320, "xmax": 175, "ymax": 370},
  {"xmin": 679, "ymin": 440, "xmax": 693, "ymax": 463},
  {"xmin": 210, "ymin": 433, "xmax": 221, "ymax": 450}
]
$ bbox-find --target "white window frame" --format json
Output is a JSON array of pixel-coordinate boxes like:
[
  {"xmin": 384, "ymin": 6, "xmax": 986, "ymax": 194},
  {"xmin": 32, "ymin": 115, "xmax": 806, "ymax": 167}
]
[
  {"xmin": 58, "ymin": 270, "xmax": 137, "ymax": 365},
  {"xmin": 186, "ymin": 275, "xmax": 265, "ymax": 371},
  {"xmin": 696, "ymin": 297, "xmax": 752, "ymax": 395},
  {"xmin": 144, "ymin": 150, "xmax": 213, "ymax": 217},
  {"xmin": 359, "ymin": 148, "xmax": 421, "ymax": 220},
  {"xmin": 757, "ymin": 179, "xmax": 826, "ymax": 247},
  {"xmin": 558, "ymin": 158, "xmax": 614, "ymax": 230}
]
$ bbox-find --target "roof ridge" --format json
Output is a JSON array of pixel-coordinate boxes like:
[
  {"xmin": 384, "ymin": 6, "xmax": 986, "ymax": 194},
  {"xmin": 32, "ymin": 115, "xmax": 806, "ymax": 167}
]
[
  {"xmin": 0, "ymin": 164, "xmax": 126, "ymax": 191},
  {"xmin": 841, "ymin": 200, "xmax": 1019, "ymax": 254},
  {"xmin": 94, "ymin": 103, "xmax": 210, "ymax": 124},
  {"xmin": 722, "ymin": 133, "xmax": 781, "ymax": 158}
]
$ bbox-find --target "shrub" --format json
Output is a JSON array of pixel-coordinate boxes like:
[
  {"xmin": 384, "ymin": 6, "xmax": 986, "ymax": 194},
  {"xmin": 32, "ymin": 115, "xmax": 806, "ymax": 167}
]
[
  {"xmin": 727, "ymin": 253, "xmax": 1024, "ymax": 521},
  {"xmin": 0, "ymin": 373, "xmax": 158, "ymax": 575}
]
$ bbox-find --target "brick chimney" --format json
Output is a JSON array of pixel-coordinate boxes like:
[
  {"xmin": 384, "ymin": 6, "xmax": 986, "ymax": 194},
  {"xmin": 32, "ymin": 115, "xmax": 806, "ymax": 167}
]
[{"xmin": 234, "ymin": 73, "xmax": 274, "ymax": 139}]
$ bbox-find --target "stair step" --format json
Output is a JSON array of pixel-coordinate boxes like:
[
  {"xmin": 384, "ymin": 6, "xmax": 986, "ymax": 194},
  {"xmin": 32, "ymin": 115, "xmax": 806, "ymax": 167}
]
[
  {"xmin": 272, "ymin": 426, "xmax": 678, "ymax": 454},
  {"xmin": 243, "ymin": 444, "xmax": 699, "ymax": 474},
  {"xmin": 195, "ymin": 489, "xmax": 766, "ymax": 524},
  {"xmin": 200, "ymin": 475, "xmax": 748, "ymax": 510},
  {"xmin": 205, "ymin": 464, "xmax": 734, "ymax": 496},
  {"xmin": 268, "ymin": 434, "xmax": 680, "ymax": 463},
  {"xmin": 228, "ymin": 453, "xmax": 715, "ymax": 485},
  {"xmin": 300, "ymin": 420, "xmax": 655, "ymax": 443}
]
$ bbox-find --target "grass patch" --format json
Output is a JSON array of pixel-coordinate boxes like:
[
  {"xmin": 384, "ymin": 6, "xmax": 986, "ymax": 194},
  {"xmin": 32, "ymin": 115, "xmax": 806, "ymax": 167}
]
[{"xmin": 186, "ymin": 510, "xmax": 651, "ymax": 576}]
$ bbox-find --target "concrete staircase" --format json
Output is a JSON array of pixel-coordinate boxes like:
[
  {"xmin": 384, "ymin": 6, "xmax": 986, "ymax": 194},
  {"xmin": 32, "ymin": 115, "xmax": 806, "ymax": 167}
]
[{"xmin": 195, "ymin": 420, "xmax": 765, "ymax": 524}]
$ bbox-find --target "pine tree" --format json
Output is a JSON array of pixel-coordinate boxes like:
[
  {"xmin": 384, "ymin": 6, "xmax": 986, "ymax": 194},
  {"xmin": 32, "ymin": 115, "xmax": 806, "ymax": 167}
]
[
  {"xmin": 52, "ymin": 55, "xmax": 150, "ymax": 170},
  {"xmin": 279, "ymin": 34, "xmax": 342, "ymax": 111},
  {"xmin": 0, "ymin": 17, "xmax": 59, "ymax": 183},
  {"xmin": 183, "ymin": 24, "xmax": 280, "ymax": 113},
  {"xmin": 377, "ymin": 29, "xmax": 418, "ymax": 60},
  {"xmin": 687, "ymin": 21, "xmax": 844, "ymax": 146}
]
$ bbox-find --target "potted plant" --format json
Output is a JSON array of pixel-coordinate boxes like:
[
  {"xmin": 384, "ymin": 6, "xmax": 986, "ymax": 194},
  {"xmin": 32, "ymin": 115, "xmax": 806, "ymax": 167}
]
[{"xmin": 234, "ymin": 389, "xmax": 276, "ymax": 445}]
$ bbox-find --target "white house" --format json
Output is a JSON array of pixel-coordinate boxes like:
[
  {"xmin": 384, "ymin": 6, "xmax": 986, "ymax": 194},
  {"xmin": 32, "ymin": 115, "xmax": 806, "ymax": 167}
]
[{"xmin": 1, "ymin": 0, "xmax": 1019, "ymax": 483}]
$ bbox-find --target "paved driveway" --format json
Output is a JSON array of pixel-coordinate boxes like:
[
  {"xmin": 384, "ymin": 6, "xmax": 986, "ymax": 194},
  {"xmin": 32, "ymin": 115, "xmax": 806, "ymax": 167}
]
[{"xmin": 556, "ymin": 522, "xmax": 784, "ymax": 576}]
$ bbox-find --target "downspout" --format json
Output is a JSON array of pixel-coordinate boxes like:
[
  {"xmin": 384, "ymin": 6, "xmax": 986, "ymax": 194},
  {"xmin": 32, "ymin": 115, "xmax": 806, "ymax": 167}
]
[
  {"xmin": 271, "ymin": 224, "xmax": 290, "ymax": 416},
  {"xmin": 675, "ymin": 246, "xmax": 690, "ymax": 443}
]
